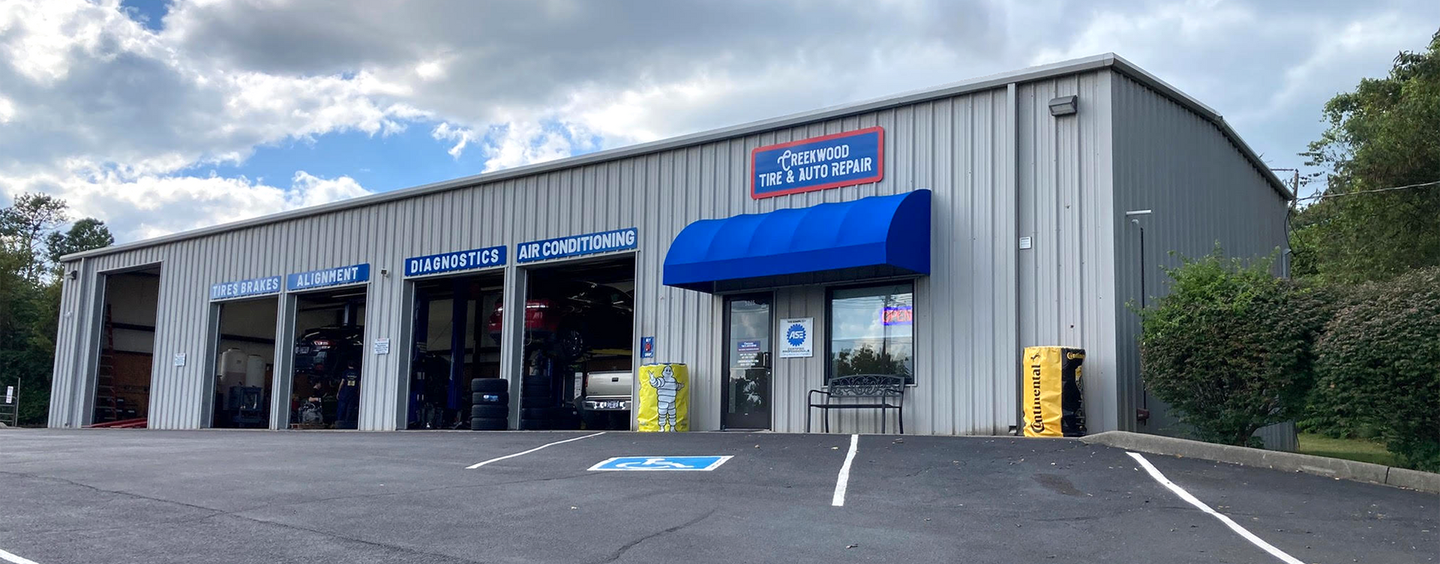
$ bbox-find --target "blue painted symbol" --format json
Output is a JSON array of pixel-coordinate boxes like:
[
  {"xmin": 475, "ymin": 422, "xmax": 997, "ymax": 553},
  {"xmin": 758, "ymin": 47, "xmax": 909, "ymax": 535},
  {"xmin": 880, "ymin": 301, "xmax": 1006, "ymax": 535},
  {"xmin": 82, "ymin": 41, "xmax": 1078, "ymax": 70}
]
[
  {"xmin": 588, "ymin": 456, "xmax": 732, "ymax": 471},
  {"xmin": 786, "ymin": 324, "xmax": 807, "ymax": 347}
]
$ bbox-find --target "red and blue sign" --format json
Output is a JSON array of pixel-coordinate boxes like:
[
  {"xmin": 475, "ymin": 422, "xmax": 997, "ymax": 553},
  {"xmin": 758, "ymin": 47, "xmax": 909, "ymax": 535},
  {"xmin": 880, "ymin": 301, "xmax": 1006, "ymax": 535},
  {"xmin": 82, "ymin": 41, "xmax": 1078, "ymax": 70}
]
[
  {"xmin": 640, "ymin": 336, "xmax": 655, "ymax": 359},
  {"xmin": 882, "ymin": 305, "xmax": 913, "ymax": 326},
  {"xmin": 751, "ymin": 126, "xmax": 883, "ymax": 199}
]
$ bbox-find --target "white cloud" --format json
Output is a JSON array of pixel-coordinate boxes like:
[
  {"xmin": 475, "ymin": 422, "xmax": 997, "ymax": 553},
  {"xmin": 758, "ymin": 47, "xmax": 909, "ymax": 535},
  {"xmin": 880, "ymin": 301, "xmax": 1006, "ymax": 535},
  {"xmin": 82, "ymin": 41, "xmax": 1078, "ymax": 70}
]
[
  {"xmin": 1, "ymin": 167, "xmax": 370, "ymax": 241},
  {"xmin": 1, "ymin": 0, "xmax": 1436, "ymax": 240}
]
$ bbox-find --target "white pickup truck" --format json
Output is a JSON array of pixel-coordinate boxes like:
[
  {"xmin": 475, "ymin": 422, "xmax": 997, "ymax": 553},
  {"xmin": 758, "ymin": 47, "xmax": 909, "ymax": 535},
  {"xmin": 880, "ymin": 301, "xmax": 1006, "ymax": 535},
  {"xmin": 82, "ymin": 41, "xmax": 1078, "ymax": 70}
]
[{"xmin": 578, "ymin": 369, "xmax": 632, "ymax": 429}]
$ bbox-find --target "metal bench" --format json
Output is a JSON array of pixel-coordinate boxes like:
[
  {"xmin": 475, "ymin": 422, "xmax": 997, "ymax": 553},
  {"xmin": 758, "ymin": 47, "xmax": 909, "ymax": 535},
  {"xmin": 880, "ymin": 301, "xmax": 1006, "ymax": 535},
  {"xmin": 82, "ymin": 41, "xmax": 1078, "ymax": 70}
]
[{"xmin": 807, "ymin": 374, "xmax": 905, "ymax": 434}]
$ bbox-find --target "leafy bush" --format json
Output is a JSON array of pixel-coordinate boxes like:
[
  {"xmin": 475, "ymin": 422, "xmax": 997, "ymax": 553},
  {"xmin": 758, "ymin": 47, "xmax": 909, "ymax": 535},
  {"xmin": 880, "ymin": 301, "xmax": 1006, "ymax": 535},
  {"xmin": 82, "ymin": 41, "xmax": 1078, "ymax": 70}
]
[
  {"xmin": 1139, "ymin": 250, "xmax": 1330, "ymax": 447},
  {"xmin": 1310, "ymin": 267, "xmax": 1440, "ymax": 471}
]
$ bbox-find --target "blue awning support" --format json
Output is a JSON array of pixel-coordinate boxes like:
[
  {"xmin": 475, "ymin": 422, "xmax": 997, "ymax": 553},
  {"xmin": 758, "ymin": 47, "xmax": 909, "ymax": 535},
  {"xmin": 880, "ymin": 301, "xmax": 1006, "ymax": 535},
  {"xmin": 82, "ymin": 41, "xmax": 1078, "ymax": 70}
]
[{"xmin": 663, "ymin": 190, "xmax": 931, "ymax": 293}]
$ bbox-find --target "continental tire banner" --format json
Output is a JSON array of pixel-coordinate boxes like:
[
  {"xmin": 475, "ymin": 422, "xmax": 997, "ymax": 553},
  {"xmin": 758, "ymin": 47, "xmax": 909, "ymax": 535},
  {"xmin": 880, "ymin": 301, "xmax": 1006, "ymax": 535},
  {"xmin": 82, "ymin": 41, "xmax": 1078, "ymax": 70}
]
[
  {"xmin": 637, "ymin": 363, "xmax": 689, "ymax": 432},
  {"xmin": 1022, "ymin": 346, "xmax": 1087, "ymax": 437}
]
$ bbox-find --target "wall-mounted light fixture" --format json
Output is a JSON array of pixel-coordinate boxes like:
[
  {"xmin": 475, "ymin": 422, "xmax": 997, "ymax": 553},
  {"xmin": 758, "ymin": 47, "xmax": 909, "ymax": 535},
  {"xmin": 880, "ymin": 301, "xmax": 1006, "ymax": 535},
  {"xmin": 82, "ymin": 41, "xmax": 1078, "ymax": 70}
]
[
  {"xmin": 67, "ymin": 270, "xmax": 78, "ymax": 280},
  {"xmin": 380, "ymin": 268, "xmax": 390, "ymax": 277},
  {"xmin": 1049, "ymin": 95, "xmax": 1078, "ymax": 117}
]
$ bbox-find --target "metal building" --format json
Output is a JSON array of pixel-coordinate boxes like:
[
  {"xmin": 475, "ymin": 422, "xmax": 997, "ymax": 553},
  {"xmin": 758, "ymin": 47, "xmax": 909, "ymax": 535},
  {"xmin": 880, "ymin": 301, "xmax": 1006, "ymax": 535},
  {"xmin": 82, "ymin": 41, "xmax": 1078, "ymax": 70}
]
[{"xmin": 48, "ymin": 54, "xmax": 1293, "ymax": 445}]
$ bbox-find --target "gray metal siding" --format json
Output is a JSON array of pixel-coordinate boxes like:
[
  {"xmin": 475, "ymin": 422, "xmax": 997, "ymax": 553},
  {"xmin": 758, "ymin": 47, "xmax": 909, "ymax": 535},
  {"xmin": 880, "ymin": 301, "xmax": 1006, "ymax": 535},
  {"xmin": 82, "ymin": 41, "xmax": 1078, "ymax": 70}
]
[
  {"xmin": 1108, "ymin": 72, "xmax": 1294, "ymax": 449},
  {"xmin": 51, "ymin": 76, "xmax": 1064, "ymax": 434},
  {"xmin": 1016, "ymin": 71, "xmax": 1120, "ymax": 434},
  {"xmin": 58, "ymin": 66, "xmax": 1287, "ymax": 439}
]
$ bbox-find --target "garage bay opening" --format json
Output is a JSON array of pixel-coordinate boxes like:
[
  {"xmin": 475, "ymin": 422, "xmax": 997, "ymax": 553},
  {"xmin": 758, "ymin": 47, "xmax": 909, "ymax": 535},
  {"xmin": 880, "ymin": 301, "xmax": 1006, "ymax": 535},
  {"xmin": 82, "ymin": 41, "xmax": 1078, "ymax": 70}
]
[
  {"xmin": 89, "ymin": 266, "xmax": 161, "ymax": 427},
  {"xmin": 210, "ymin": 297, "xmax": 278, "ymax": 428},
  {"xmin": 519, "ymin": 256, "xmax": 636, "ymax": 431},
  {"xmin": 290, "ymin": 286, "xmax": 367, "ymax": 429},
  {"xmin": 407, "ymin": 271, "xmax": 505, "ymax": 430}
]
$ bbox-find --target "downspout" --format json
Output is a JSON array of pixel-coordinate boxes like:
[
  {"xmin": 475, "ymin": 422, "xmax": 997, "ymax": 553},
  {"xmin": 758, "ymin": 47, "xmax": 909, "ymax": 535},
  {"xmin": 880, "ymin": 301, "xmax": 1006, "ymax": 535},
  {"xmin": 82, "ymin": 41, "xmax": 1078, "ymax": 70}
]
[{"xmin": 1008, "ymin": 82, "xmax": 1022, "ymax": 434}]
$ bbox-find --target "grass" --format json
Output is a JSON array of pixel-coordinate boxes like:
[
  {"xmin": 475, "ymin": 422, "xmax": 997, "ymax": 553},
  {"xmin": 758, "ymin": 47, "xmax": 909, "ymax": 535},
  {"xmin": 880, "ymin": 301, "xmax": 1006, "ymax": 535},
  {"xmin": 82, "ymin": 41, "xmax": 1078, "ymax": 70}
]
[{"xmin": 1297, "ymin": 433, "xmax": 1399, "ymax": 467}]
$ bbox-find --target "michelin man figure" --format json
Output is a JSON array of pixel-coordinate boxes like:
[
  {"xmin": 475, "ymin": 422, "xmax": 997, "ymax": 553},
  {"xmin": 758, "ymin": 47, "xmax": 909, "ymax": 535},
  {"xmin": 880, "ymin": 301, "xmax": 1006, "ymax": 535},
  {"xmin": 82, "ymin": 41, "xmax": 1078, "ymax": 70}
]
[{"xmin": 648, "ymin": 364, "xmax": 685, "ymax": 432}]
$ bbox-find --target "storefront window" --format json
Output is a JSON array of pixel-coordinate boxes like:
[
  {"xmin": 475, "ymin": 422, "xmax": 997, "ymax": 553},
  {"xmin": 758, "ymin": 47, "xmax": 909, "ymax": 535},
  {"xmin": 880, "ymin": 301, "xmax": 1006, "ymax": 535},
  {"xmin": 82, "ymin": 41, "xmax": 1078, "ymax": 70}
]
[{"xmin": 828, "ymin": 282, "xmax": 914, "ymax": 384}]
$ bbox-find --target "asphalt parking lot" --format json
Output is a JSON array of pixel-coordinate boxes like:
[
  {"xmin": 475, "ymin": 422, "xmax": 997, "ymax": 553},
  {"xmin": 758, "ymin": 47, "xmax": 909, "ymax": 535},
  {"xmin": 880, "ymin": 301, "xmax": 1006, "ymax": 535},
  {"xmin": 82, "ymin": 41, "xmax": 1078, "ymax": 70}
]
[{"xmin": 0, "ymin": 430, "xmax": 1435, "ymax": 564}]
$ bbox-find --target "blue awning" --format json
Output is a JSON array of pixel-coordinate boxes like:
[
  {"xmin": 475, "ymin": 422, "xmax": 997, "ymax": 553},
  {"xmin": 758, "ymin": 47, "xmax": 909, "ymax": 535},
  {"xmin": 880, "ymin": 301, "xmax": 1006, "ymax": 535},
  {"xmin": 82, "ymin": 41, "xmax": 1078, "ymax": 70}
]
[{"xmin": 663, "ymin": 190, "xmax": 931, "ymax": 293}]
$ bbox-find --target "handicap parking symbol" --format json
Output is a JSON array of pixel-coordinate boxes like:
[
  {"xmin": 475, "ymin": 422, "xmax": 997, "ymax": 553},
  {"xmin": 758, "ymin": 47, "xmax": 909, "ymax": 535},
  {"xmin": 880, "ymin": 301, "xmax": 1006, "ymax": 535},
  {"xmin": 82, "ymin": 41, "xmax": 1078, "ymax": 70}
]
[{"xmin": 588, "ymin": 456, "xmax": 732, "ymax": 471}]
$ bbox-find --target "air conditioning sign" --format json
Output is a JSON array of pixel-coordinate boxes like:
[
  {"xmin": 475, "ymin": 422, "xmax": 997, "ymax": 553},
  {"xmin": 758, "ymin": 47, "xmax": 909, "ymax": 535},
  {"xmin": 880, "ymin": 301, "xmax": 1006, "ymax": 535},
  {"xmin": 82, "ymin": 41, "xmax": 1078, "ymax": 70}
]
[{"xmin": 751, "ymin": 127, "xmax": 883, "ymax": 199}]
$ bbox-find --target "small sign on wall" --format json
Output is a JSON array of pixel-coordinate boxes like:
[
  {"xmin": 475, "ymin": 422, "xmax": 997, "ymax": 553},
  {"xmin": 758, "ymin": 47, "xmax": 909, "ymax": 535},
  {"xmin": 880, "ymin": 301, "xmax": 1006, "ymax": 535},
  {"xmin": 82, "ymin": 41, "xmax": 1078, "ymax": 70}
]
[
  {"xmin": 173, "ymin": 353, "xmax": 187, "ymax": 367},
  {"xmin": 640, "ymin": 336, "xmax": 655, "ymax": 359},
  {"xmin": 778, "ymin": 318, "xmax": 814, "ymax": 359},
  {"xmin": 373, "ymin": 338, "xmax": 390, "ymax": 355}
]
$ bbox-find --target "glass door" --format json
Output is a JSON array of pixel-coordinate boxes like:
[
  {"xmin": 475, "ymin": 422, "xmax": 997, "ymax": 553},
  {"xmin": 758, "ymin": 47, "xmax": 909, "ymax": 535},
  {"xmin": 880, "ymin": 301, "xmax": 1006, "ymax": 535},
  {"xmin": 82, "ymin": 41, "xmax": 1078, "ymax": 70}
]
[{"xmin": 722, "ymin": 294, "xmax": 771, "ymax": 430}]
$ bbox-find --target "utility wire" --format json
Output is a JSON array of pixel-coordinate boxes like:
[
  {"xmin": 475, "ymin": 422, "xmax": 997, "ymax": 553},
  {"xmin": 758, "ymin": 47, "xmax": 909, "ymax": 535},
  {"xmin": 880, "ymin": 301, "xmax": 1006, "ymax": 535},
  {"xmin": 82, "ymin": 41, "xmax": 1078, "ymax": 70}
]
[{"xmin": 1297, "ymin": 179, "xmax": 1440, "ymax": 203}]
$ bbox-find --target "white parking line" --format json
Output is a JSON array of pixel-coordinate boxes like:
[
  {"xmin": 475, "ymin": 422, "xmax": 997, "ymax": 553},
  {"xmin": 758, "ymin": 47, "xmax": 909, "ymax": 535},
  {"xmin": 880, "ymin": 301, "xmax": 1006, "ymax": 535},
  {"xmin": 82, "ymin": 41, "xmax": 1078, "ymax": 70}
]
[
  {"xmin": 1127, "ymin": 452, "xmax": 1305, "ymax": 564},
  {"xmin": 465, "ymin": 432, "xmax": 606, "ymax": 469},
  {"xmin": 0, "ymin": 547, "xmax": 39, "ymax": 564},
  {"xmin": 831, "ymin": 434, "xmax": 859, "ymax": 507}
]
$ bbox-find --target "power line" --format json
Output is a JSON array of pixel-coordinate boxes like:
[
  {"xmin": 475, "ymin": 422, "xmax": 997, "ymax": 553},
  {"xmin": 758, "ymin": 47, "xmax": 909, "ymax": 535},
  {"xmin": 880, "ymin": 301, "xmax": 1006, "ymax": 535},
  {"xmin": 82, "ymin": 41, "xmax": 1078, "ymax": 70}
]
[{"xmin": 1297, "ymin": 179, "xmax": 1440, "ymax": 203}]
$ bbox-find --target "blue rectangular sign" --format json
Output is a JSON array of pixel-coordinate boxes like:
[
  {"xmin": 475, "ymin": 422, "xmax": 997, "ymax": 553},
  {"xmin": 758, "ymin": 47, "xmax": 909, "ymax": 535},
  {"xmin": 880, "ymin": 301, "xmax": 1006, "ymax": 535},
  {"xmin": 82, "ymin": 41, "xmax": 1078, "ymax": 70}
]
[
  {"xmin": 738, "ymin": 340, "xmax": 761, "ymax": 352},
  {"xmin": 588, "ymin": 456, "xmax": 732, "ymax": 471},
  {"xmin": 287, "ymin": 263, "xmax": 370, "ymax": 292},
  {"xmin": 640, "ymin": 336, "xmax": 655, "ymax": 359},
  {"xmin": 752, "ymin": 126, "xmax": 884, "ymax": 199},
  {"xmin": 516, "ymin": 227, "xmax": 638, "ymax": 264},
  {"xmin": 403, "ymin": 246, "xmax": 505, "ymax": 278},
  {"xmin": 210, "ymin": 276, "xmax": 281, "ymax": 301}
]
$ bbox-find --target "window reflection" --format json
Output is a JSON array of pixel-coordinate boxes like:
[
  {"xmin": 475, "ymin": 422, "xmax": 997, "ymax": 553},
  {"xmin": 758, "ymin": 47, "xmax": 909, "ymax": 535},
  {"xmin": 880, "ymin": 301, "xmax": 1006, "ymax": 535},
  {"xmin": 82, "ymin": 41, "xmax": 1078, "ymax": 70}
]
[{"xmin": 828, "ymin": 283, "xmax": 914, "ymax": 384}]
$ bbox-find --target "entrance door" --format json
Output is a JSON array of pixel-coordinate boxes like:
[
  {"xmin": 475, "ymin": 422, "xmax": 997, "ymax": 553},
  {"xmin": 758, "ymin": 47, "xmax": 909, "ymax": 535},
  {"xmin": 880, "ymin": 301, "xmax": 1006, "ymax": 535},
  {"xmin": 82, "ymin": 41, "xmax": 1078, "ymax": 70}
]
[{"xmin": 722, "ymin": 294, "xmax": 771, "ymax": 430}]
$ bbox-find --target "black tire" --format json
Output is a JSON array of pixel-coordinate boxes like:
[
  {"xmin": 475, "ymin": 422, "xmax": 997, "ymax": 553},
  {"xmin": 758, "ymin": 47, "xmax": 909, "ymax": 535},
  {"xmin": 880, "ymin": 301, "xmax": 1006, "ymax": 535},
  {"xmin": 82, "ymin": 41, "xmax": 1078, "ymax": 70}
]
[
  {"xmin": 472, "ymin": 405, "xmax": 508, "ymax": 419},
  {"xmin": 553, "ymin": 327, "xmax": 587, "ymax": 361},
  {"xmin": 473, "ymin": 391, "xmax": 509, "ymax": 405},
  {"xmin": 520, "ymin": 396, "xmax": 552, "ymax": 409},
  {"xmin": 518, "ymin": 418, "xmax": 550, "ymax": 430},
  {"xmin": 471, "ymin": 378, "xmax": 508, "ymax": 393},
  {"xmin": 470, "ymin": 417, "xmax": 506, "ymax": 431}
]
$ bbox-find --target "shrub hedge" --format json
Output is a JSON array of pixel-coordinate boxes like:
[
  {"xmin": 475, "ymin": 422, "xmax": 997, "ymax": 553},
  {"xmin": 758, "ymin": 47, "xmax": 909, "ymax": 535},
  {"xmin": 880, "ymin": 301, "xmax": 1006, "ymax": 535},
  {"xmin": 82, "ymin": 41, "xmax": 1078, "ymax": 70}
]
[{"xmin": 1309, "ymin": 267, "xmax": 1440, "ymax": 472}]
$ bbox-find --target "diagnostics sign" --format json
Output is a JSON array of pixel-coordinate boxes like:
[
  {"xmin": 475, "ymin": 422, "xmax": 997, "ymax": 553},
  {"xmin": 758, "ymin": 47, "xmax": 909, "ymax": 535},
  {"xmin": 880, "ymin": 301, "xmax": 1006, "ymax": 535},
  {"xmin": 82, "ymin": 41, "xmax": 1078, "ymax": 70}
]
[
  {"xmin": 751, "ymin": 126, "xmax": 883, "ymax": 198},
  {"xmin": 404, "ymin": 246, "xmax": 505, "ymax": 277}
]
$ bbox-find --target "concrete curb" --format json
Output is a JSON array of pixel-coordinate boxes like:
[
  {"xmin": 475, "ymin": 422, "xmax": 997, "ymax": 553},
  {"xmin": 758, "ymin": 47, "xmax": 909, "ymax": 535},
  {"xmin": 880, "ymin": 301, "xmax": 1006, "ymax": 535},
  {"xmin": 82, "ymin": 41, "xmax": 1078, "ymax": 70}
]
[{"xmin": 1081, "ymin": 431, "xmax": 1439, "ymax": 494}]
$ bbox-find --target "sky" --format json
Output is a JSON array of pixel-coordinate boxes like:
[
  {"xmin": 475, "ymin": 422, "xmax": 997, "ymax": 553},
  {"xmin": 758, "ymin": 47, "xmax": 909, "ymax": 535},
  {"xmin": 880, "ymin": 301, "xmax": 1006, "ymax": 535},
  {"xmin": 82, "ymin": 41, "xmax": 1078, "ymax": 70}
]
[{"xmin": 0, "ymin": 0, "xmax": 1435, "ymax": 243}]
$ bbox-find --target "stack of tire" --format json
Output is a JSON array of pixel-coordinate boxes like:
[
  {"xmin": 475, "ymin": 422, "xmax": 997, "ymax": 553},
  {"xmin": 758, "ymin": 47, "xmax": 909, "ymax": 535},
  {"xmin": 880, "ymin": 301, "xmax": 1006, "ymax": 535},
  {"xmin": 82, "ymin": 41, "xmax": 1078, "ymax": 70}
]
[{"xmin": 470, "ymin": 378, "xmax": 508, "ymax": 431}]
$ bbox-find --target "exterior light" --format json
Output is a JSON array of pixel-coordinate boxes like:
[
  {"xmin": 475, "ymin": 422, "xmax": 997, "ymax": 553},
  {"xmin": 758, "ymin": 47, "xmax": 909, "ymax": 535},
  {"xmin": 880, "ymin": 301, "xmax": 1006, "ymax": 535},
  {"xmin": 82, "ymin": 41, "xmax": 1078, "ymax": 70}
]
[{"xmin": 1049, "ymin": 95, "xmax": 1078, "ymax": 116}]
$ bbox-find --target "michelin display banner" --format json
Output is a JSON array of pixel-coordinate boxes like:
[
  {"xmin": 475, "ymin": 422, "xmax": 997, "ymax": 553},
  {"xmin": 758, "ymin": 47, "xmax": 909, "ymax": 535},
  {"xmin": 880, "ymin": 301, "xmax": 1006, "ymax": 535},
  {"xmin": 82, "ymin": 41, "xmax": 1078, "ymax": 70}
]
[
  {"xmin": 637, "ymin": 363, "xmax": 689, "ymax": 432},
  {"xmin": 751, "ymin": 126, "xmax": 884, "ymax": 198},
  {"xmin": 1021, "ymin": 346, "xmax": 1087, "ymax": 438}
]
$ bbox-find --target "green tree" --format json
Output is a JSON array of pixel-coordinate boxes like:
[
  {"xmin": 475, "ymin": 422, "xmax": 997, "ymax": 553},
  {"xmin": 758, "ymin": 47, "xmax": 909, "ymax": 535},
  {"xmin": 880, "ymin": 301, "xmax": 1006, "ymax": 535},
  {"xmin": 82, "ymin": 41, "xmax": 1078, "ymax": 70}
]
[
  {"xmin": 0, "ymin": 193, "xmax": 112, "ymax": 425},
  {"xmin": 1295, "ymin": 29, "xmax": 1440, "ymax": 283},
  {"xmin": 0, "ymin": 193, "xmax": 68, "ymax": 283},
  {"xmin": 47, "ymin": 218, "xmax": 114, "ymax": 265},
  {"xmin": 1139, "ymin": 249, "xmax": 1331, "ymax": 447}
]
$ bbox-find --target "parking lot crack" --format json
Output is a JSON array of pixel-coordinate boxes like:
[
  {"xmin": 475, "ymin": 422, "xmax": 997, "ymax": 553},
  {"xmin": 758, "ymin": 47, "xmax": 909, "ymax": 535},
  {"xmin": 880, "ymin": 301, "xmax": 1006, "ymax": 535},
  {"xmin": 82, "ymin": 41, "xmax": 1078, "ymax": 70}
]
[{"xmin": 589, "ymin": 507, "xmax": 717, "ymax": 564}]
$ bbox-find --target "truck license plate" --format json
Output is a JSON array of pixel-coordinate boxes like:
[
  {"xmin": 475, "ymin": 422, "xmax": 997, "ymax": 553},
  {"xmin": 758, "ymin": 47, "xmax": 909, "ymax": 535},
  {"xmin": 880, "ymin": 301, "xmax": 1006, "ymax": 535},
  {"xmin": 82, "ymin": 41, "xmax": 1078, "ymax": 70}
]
[
  {"xmin": 296, "ymin": 347, "xmax": 310, "ymax": 354},
  {"xmin": 604, "ymin": 401, "xmax": 622, "ymax": 409}
]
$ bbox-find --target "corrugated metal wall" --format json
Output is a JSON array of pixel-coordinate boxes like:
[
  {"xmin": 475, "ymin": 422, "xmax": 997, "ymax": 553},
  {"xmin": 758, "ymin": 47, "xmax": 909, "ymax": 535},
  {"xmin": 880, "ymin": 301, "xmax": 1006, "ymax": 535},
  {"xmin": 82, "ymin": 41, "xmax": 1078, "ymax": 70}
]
[
  {"xmin": 49, "ymin": 76, "xmax": 1050, "ymax": 434},
  {"xmin": 49, "ymin": 64, "xmax": 1287, "ymax": 439},
  {"xmin": 1016, "ymin": 71, "xmax": 1120, "ymax": 434},
  {"xmin": 1108, "ymin": 72, "xmax": 1295, "ymax": 449}
]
